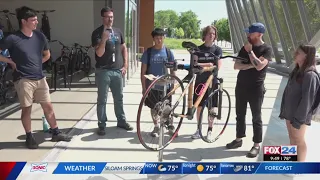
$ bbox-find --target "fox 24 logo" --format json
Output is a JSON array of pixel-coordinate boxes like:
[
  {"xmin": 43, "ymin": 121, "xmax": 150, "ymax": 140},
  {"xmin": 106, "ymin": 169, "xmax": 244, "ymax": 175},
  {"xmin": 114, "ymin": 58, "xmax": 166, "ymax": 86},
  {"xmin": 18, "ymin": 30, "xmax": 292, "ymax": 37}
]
[{"xmin": 264, "ymin": 145, "xmax": 297, "ymax": 156}]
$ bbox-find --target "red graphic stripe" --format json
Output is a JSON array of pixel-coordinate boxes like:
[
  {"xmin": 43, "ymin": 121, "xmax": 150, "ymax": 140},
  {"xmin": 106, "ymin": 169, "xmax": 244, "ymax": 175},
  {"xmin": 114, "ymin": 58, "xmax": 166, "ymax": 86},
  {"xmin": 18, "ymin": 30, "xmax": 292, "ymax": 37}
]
[{"xmin": 0, "ymin": 162, "xmax": 16, "ymax": 180}]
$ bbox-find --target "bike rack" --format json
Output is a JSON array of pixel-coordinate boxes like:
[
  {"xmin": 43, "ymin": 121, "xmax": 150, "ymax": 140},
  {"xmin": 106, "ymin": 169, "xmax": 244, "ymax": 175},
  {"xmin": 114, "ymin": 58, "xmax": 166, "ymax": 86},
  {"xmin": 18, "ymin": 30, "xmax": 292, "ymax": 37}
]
[{"xmin": 158, "ymin": 81, "xmax": 167, "ymax": 162}]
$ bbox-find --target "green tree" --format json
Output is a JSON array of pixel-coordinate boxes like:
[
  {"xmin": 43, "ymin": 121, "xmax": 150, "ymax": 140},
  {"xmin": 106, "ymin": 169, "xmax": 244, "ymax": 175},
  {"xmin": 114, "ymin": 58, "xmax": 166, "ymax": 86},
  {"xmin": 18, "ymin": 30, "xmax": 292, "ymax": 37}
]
[
  {"xmin": 175, "ymin": 27, "xmax": 185, "ymax": 39},
  {"xmin": 215, "ymin": 18, "xmax": 231, "ymax": 43},
  {"xmin": 211, "ymin": 20, "xmax": 218, "ymax": 26},
  {"xmin": 154, "ymin": 10, "xmax": 179, "ymax": 29},
  {"xmin": 177, "ymin": 10, "xmax": 201, "ymax": 38}
]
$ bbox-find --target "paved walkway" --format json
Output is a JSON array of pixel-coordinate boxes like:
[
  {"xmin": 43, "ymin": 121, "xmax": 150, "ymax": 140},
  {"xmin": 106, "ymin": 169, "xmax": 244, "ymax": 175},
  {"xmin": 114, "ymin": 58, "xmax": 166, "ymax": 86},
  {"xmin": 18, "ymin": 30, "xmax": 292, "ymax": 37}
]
[
  {"xmin": 15, "ymin": 52, "xmax": 320, "ymax": 180},
  {"xmin": 1, "ymin": 51, "xmax": 319, "ymax": 179}
]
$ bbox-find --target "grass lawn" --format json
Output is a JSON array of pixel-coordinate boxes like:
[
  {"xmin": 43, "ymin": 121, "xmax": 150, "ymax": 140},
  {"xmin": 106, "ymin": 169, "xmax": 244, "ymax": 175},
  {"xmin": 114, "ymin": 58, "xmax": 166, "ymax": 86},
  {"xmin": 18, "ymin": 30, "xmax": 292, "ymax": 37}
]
[
  {"xmin": 165, "ymin": 38, "xmax": 203, "ymax": 49},
  {"xmin": 136, "ymin": 38, "xmax": 233, "ymax": 59}
]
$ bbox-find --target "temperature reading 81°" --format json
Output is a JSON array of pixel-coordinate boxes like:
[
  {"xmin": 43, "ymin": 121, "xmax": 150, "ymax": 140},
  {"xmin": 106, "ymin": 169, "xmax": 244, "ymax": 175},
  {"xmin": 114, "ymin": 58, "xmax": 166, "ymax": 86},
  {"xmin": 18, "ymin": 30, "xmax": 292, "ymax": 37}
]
[
  {"xmin": 168, "ymin": 165, "xmax": 178, "ymax": 171},
  {"xmin": 243, "ymin": 165, "xmax": 254, "ymax": 171},
  {"xmin": 206, "ymin": 165, "xmax": 216, "ymax": 171}
]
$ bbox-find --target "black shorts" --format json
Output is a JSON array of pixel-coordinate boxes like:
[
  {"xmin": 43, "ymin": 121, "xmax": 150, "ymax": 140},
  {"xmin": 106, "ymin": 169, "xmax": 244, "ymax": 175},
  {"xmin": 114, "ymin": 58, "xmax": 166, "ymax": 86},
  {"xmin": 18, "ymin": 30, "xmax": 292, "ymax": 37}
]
[
  {"xmin": 193, "ymin": 82, "xmax": 218, "ymax": 108},
  {"xmin": 144, "ymin": 89, "xmax": 172, "ymax": 109}
]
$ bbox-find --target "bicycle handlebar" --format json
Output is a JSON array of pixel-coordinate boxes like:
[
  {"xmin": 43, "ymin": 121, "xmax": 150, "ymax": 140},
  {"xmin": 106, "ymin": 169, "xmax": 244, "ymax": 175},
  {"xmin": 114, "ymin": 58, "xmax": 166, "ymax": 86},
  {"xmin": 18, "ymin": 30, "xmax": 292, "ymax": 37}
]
[
  {"xmin": 74, "ymin": 43, "xmax": 91, "ymax": 50},
  {"xmin": 49, "ymin": 40, "xmax": 74, "ymax": 50},
  {"xmin": 36, "ymin": 10, "xmax": 55, "ymax": 14},
  {"xmin": 0, "ymin": 10, "xmax": 15, "ymax": 15},
  {"xmin": 164, "ymin": 41, "xmax": 249, "ymax": 74}
]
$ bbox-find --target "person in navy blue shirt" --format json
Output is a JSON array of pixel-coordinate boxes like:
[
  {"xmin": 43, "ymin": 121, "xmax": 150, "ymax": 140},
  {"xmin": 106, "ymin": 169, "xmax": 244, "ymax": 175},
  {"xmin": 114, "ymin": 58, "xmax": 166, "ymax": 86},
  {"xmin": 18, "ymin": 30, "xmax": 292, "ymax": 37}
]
[
  {"xmin": 0, "ymin": 6, "xmax": 71, "ymax": 149},
  {"xmin": 140, "ymin": 28, "xmax": 176, "ymax": 137},
  {"xmin": 191, "ymin": 25, "xmax": 223, "ymax": 141}
]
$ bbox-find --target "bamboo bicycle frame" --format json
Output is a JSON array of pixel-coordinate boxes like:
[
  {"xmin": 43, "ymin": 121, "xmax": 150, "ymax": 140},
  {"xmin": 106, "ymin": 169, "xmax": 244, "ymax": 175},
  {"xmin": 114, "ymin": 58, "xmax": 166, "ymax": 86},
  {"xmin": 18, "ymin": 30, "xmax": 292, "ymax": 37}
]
[{"xmin": 166, "ymin": 66, "xmax": 217, "ymax": 120}]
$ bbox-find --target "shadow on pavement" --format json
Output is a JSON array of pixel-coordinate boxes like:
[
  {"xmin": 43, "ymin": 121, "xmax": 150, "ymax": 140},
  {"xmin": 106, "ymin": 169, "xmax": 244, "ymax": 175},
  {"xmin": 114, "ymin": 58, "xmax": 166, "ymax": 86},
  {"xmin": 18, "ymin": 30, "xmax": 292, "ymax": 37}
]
[
  {"xmin": 163, "ymin": 146, "xmax": 248, "ymax": 161},
  {"xmin": 0, "ymin": 127, "xmax": 72, "ymax": 150}
]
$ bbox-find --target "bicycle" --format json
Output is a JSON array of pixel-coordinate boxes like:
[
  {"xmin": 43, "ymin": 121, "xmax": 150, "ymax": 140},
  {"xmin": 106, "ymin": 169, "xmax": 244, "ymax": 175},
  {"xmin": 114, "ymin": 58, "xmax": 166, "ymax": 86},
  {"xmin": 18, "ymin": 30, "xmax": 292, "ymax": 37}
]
[
  {"xmin": 36, "ymin": 10, "xmax": 55, "ymax": 41},
  {"xmin": 0, "ymin": 64, "xmax": 17, "ymax": 105},
  {"xmin": 49, "ymin": 40, "xmax": 72, "ymax": 90},
  {"xmin": 136, "ymin": 41, "xmax": 247, "ymax": 151},
  {"xmin": 74, "ymin": 43, "xmax": 92, "ymax": 74},
  {"xmin": 0, "ymin": 10, "xmax": 16, "ymax": 36}
]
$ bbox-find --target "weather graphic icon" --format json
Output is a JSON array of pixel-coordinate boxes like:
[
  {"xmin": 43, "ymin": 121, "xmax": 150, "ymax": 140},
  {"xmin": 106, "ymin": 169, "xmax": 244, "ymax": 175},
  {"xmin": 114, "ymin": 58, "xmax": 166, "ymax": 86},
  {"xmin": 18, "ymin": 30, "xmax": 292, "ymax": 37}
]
[
  {"xmin": 233, "ymin": 165, "xmax": 243, "ymax": 172},
  {"xmin": 158, "ymin": 164, "xmax": 167, "ymax": 172},
  {"xmin": 196, "ymin": 164, "xmax": 204, "ymax": 172}
]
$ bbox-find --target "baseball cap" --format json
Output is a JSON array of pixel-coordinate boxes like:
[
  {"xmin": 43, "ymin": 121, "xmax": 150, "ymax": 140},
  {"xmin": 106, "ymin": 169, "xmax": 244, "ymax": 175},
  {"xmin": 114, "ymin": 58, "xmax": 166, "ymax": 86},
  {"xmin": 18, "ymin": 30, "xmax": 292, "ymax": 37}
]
[{"xmin": 244, "ymin": 22, "xmax": 265, "ymax": 34}]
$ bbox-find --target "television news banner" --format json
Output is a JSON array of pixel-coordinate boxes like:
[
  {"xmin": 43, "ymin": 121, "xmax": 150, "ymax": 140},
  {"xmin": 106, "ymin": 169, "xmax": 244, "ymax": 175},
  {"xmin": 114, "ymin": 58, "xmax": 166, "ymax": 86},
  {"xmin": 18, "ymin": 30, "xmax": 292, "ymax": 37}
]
[{"xmin": 1, "ymin": 145, "xmax": 320, "ymax": 179}]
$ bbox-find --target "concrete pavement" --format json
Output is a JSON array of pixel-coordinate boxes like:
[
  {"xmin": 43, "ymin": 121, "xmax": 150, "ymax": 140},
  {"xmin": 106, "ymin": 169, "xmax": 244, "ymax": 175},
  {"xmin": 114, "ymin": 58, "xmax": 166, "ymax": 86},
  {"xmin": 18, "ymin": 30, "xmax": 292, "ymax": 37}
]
[{"xmin": 1, "ymin": 50, "xmax": 319, "ymax": 179}]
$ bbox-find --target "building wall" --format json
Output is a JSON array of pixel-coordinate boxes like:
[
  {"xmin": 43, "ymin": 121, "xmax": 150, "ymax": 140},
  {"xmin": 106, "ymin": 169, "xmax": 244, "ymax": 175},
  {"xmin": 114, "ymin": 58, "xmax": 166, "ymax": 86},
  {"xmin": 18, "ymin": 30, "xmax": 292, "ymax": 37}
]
[
  {"xmin": 138, "ymin": 0, "xmax": 154, "ymax": 51},
  {"xmin": 0, "ymin": 0, "xmax": 96, "ymax": 66}
]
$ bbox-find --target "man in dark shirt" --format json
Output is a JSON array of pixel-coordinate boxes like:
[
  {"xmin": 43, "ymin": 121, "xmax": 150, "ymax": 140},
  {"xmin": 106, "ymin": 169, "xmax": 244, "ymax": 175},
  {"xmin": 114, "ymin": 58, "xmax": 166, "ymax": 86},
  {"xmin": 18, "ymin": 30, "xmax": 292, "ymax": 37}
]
[
  {"xmin": 91, "ymin": 7, "xmax": 133, "ymax": 135},
  {"xmin": 0, "ymin": 6, "xmax": 71, "ymax": 149},
  {"xmin": 226, "ymin": 23, "xmax": 272, "ymax": 158}
]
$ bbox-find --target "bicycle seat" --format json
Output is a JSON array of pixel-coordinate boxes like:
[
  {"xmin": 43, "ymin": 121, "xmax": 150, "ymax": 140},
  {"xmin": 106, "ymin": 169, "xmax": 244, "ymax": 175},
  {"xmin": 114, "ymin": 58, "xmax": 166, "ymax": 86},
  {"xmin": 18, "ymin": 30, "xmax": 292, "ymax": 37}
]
[{"xmin": 182, "ymin": 41, "xmax": 199, "ymax": 50}]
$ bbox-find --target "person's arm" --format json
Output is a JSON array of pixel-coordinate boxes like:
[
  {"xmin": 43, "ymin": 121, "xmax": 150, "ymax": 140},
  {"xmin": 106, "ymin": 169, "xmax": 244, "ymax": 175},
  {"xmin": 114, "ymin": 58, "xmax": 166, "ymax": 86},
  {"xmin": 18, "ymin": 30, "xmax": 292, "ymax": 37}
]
[
  {"xmin": 233, "ymin": 46, "xmax": 254, "ymax": 70},
  {"xmin": 234, "ymin": 60, "xmax": 254, "ymax": 70},
  {"xmin": 0, "ymin": 36, "xmax": 15, "ymax": 68},
  {"xmin": 292, "ymin": 72, "xmax": 320, "ymax": 129},
  {"xmin": 42, "ymin": 33, "xmax": 50, "ymax": 63},
  {"xmin": 168, "ymin": 50, "xmax": 176, "ymax": 76},
  {"xmin": 248, "ymin": 47, "xmax": 272, "ymax": 71},
  {"xmin": 92, "ymin": 28, "xmax": 109, "ymax": 57},
  {"xmin": 140, "ymin": 52, "xmax": 148, "ymax": 93}
]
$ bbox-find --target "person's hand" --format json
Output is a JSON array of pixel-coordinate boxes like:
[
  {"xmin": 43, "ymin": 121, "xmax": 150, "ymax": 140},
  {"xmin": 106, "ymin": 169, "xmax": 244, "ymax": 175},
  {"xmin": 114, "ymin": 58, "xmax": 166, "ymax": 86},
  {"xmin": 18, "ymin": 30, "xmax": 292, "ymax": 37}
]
[
  {"xmin": 101, "ymin": 29, "xmax": 110, "ymax": 42},
  {"xmin": 244, "ymin": 42, "xmax": 252, "ymax": 52},
  {"xmin": 8, "ymin": 60, "xmax": 16, "ymax": 70},
  {"xmin": 120, "ymin": 66, "xmax": 127, "ymax": 76}
]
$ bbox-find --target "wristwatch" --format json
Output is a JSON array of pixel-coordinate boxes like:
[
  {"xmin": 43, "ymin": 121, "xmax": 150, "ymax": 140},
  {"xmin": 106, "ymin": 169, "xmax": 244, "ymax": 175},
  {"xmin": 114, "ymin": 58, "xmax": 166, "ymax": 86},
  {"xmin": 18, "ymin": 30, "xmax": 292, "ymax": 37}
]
[{"xmin": 248, "ymin": 50, "xmax": 253, "ymax": 55}]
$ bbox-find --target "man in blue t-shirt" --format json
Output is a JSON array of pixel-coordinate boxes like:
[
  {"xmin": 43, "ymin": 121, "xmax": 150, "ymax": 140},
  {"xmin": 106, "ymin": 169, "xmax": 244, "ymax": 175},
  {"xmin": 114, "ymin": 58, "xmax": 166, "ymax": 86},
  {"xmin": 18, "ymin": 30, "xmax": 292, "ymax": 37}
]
[
  {"xmin": 140, "ymin": 28, "xmax": 176, "ymax": 137},
  {"xmin": 0, "ymin": 6, "xmax": 72, "ymax": 149}
]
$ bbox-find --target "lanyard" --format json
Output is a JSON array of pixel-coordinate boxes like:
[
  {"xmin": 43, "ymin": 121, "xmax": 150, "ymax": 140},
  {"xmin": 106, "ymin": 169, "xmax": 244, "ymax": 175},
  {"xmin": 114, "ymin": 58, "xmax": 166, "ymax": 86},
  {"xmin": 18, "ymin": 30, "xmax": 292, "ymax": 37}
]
[{"xmin": 109, "ymin": 28, "xmax": 115, "ymax": 45}]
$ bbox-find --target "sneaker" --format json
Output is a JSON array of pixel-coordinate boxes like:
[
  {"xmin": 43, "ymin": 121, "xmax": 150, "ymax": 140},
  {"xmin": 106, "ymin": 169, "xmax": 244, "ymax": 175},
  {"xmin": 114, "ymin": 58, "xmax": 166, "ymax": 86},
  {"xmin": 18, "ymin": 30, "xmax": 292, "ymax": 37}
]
[
  {"xmin": 97, "ymin": 127, "xmax": 106, "ymax": 136},
  {"xmin": 191, "ymin": 130, "xmax": 200, "ymax": 139},
  {"xmin": 117, "ymin": 122, "xmax": 133, "ymax": 131},
  {"xmin": 246, "ymin": 146, "xmax": 260, "ymax": 158},
  {"xmin": 26, "ymin": 135, "xmax": 38, "ymax": 149},
  {"xmin": 150, "ymin": 126, "xmax": 160, "ymax": 137},
  {"xmin": 206, "ymin": 130, "xmax": 213, "ymax": 141},
  {"xmin": 168, "ymin": 125, "xmax": 176, "ymax": 136},
  {"xmin": 226, "ymin": 139, "xmax": 242, "ymax": 149},
  {"xmin": 51, "ymin": 132, "xmax": 72, "ymax": 142}
]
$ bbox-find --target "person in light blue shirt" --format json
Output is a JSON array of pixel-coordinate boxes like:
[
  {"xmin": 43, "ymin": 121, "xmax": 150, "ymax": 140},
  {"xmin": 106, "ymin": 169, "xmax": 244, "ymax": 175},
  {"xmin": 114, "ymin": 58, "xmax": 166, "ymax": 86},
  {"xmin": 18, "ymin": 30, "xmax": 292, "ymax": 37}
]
[
  {"xmin": 140, "ymin": 28, "xmax": 176, "ymax": 137},
  {"xmin": 0, "ymin": 25, "xmax": 10, "ymax": 71}
]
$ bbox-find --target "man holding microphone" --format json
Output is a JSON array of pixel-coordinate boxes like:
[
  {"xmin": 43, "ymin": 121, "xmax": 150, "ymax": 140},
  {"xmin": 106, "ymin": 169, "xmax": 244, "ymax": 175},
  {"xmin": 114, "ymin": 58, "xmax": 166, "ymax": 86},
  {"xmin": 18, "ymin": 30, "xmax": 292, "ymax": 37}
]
[{"xmin": 91, "ymin": 7, "xmax": 133, "ymax": 136}]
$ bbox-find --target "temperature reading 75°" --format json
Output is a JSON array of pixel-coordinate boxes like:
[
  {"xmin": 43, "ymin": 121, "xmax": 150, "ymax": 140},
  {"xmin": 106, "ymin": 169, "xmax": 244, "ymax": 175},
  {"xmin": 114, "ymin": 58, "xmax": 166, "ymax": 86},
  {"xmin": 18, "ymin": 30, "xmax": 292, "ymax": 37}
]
[
  {"xmin": 206, "ymin": 165, "xmax": 216, "ymax": 171},
  {"xmin": 168, "ymin": 165, "xmax": 178, "ymax": 171}
]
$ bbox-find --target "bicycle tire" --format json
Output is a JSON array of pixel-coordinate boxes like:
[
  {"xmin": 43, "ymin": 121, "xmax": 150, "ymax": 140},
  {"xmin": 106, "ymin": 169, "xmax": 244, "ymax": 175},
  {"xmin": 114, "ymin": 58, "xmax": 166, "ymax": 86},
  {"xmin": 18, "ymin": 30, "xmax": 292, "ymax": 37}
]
[
  {"xmin": 198, "ymin": 88, "xmax": 231, "ymax": 143},
  {"xmin": 82, "ymin": 56, "xmax": 92, "ymax": 74},
  {"xmin": 75, "ymin": 51, "xmax": 82, "ymax": 71},
  {"xmin": 136, "ymin": 74, "xmax": 186, "ymax": 151},
  {"xmin": 4, "ymin": 80, "xmax": 17, "ymax": 103}
]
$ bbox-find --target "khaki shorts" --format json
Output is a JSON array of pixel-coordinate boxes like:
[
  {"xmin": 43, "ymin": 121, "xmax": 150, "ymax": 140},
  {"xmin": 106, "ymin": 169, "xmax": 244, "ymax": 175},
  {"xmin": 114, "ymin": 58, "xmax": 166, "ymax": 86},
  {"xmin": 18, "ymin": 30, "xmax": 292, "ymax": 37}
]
[{"xmin": 14, "ymin": 77, "xmax": 51, "ymax": 107}]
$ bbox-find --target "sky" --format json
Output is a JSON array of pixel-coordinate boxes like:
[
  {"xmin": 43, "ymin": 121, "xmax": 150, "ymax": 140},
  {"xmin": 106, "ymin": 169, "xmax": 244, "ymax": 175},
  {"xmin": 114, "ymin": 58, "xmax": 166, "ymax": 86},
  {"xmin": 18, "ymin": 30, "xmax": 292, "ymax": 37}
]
[{"xmin": 155, "ymin": 0, "xmax": 228, "ymax": 28}]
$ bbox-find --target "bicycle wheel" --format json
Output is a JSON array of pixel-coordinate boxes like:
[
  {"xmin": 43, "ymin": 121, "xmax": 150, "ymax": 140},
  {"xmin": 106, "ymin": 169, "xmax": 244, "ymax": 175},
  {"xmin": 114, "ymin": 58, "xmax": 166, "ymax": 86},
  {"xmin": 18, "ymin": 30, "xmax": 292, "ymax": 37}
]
[
  {"xmin": 136, "ymin": 74, "xmax": 186, "ymax": 151},
  {"xmin": 4, "ymin": 80, "xmax": 17, "ymax": 103},
  {"xmin": 75, "ymin": 51, "xmax": 82, "ymax": 71},
  {"xmin": 198, "ymin": 88, "xmax": 231, "ymax": 143},
  {"xmin": 83, "ymin": 56, "xmax": 92, "ymax": 74}
]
